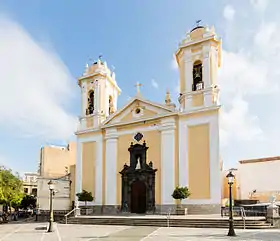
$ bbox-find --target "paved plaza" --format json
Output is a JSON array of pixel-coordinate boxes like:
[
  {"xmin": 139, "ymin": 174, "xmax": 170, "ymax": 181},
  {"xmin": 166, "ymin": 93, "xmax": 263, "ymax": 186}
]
[{"xmin": 0, "ymin": 222, "xmax": 280, "ymax": 241}]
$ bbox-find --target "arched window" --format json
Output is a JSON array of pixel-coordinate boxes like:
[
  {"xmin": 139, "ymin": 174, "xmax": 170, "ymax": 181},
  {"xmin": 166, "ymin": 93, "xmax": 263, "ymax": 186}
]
[
  {"xmin": 108, "ymin": 95, "xmax": 114, "ymax": 115},
  {"xmin": 86, "ymin": 91, "xmax": 94, "ymax": 115},
  {"xmin": 192, "ymin": 61, "xmax": 203, "ymax": 91}
]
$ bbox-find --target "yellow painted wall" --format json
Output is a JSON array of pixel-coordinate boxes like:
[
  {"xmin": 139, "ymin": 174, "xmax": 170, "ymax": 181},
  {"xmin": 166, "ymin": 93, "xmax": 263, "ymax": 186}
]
[
  {"xmin": 86, "ymin": 116, "xmax": 94, "ymax": 128},
  {"xmin": 192, "ymin": 93, "xmax": 204, "ymax": 107},
  {"xmin": 188, "ymin": 124, "xmax": 210, "ymax": 199},
  {"xmin": 116, "ymin": 129, "xmax": 161, "ymax": 205},
  {"xmin": 82, "ymin": 142, "xmax": 96, "ymax": 196},
  {"xmin": 222, "ymin": 176, "xmax": 237, "ymax": 200},
  {"xmin": 40, "ymin": 142, "xmax": 76, "ymax": 178},
  {"xmin": 70, "ymin": 164, "xmax": 76, "ymax": 203}
]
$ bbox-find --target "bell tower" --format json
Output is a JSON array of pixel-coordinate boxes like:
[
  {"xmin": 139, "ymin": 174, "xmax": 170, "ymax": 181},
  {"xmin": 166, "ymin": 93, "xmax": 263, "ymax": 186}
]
[
  {"xmin": 78, "ymin": 57, "xmax": 121, "ymax": 129},
  {"xmin": 175, "ymin": 24, "xmax": 221, "ymax": 111}
]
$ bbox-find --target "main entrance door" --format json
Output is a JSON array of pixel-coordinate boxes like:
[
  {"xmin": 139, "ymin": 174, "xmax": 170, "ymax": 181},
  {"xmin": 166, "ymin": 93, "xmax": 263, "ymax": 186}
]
[{"xmin": 130, "ymin": 180, "xmax": 146, "ymax": 213}]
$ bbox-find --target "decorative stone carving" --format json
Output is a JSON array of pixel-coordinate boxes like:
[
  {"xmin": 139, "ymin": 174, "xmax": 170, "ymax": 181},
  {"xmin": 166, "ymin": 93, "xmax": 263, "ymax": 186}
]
[{"xmin": 119, "ymin": 141, "xmax": 157, "ymax": 214}]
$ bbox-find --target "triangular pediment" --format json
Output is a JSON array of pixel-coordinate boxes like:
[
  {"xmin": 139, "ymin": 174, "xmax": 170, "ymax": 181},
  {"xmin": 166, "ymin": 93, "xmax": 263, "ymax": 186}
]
[{"xmin": 102, "ymin": 96, "xmax": 175, "ymax": 126}]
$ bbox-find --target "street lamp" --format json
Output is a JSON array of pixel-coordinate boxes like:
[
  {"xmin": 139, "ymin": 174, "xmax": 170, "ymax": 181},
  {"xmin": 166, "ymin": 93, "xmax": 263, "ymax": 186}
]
[
  {"xmin": 47, "ymin": 180, "xmax": 55, "ymax": 232},
  {"xmin": 226, "ymin": 171, "xmax": 236, "ymax": 237}
]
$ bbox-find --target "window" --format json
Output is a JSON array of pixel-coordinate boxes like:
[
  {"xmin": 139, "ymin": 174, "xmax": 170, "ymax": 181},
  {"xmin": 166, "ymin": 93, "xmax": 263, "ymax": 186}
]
[
  {"xmin": 86, "ymin": 91, "xmax": 94, "ymax": 115},
  {"xmin": 192, "ymin": 61, "xmax": 203, "ymax": 91},
  {"xmin": 32, "ymin": 188, "xmax": 37, "ymax": 196},
  {"xmin": 109, "ymin": 95, "xmax": 114, "ymax": 114},
  {"xmin": 24, "ymin": 188, "xmax": 28, "ymax": 193}
]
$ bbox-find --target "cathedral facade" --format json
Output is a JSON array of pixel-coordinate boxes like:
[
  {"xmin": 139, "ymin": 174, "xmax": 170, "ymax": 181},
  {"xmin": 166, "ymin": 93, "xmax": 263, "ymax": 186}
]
[{"xmin": 75, "ymin": 24, "xmax": 222, "ymax": 214}]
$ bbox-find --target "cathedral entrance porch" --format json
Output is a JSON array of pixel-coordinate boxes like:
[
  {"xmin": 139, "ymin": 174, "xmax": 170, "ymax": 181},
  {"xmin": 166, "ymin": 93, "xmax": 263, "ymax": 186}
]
[
  {"xmin": 120, "ymin": 141, "xmax": 157, "ymax": 214},
  {"xmin": 131, "ymin": 180, "xmax": 147, "ymax": 213}
]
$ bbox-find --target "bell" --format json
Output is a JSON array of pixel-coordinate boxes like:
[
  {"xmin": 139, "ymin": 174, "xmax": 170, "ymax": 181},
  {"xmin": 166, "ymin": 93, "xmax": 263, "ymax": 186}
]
[{"xmin": 194, "ymin": 71, "xmax": 201, "ymax": 82}]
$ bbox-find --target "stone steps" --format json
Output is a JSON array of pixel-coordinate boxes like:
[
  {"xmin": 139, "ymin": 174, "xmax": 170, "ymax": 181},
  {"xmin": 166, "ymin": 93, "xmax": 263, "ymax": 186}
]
[{"xmin": 62, "ymin": 217, "xmax": 273, "ymax": 229}]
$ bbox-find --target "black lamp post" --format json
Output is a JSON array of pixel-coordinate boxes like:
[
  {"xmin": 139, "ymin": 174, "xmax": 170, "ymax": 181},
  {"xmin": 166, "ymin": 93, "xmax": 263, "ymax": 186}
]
[
  {"xmin": 47, "ymin": 180, "xmax": 55, "ymax": 232},
  {"xmin": 226, "ymin": 171, "xmax": 236, "ymax": 237}
]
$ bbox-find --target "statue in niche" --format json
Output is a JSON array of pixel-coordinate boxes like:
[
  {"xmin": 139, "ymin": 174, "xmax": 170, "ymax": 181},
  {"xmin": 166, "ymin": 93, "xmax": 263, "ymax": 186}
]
[{"xmin": 192, "ymin": 62, "xmax": 203, "ymax": 91}]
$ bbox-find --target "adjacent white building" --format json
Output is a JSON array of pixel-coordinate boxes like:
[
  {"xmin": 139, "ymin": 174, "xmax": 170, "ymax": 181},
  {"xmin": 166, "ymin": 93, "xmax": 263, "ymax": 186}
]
[{"xmin": 237, "ymin": 156, "xmax": 280, "ymax": 202}]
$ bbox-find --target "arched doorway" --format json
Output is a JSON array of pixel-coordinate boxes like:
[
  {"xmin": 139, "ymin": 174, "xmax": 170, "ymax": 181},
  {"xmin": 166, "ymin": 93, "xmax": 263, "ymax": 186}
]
[{"xmin": 130, "ymin": 180, "xmax": 147, "ymax": 213}]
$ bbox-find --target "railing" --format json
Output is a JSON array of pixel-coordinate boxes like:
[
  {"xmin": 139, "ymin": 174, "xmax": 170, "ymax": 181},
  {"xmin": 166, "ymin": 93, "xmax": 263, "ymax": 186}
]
[
  {"xmin": 240, "ymin": 207, "xmax": 246, "ymax": 229},
  {"xmin": 166, "ymin": 208, "xmax": 172, "ymax": 228},
  {"xmin": 64, "ymin": 207, "xmax": 79, "ymax": 224},
  {"xmin": 222, "ymin": 206, "xmax": 246, "ymax": 229}
]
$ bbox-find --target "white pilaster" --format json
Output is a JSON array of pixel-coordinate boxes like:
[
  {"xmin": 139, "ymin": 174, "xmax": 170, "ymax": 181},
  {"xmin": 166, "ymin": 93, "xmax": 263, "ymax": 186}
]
[
  {"xmin": 81, "ymin": 84, "xmax": 87, "ymax": 117},
  {"xmin": 160, "ymin": 117, "xmax": 176, "ymax": 205},
  {"xmin": 105, "ymin": 128, "xmax": 118, "ymax": 205},
  {"xmin": 75, "ymin": 141, "xmax": 82, "ymax": 207},
  {"xmin": 209, "ymin": 114, "xmax": 221, "ymax": 203},
  {"xmin": 203, "ymin": 91, "xmax": 212, "ymax": 107},
  {"xmin": 203, "ymin": 45, "xmax": 211, "ymax": 88},
  {"xmin": 184, "ymin": 49, "xmax": 193, "ymax": 93}
]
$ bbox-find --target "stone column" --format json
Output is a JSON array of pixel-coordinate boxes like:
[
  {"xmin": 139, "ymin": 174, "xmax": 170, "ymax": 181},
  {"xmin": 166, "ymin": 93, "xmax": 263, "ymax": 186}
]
[{"xmin": 160, "ymin": 117, "xmax": 176, "ymax": 209}]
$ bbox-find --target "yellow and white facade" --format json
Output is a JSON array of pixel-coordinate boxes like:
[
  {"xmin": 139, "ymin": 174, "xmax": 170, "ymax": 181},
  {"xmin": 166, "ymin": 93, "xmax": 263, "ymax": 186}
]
[{"xmin": 75, "ymin": 25, "xmax": 222, "ymax": 214}]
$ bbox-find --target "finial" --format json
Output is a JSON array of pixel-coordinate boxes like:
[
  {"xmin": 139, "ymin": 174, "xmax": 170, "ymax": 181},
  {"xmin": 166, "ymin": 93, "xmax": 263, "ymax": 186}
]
[
  {"xmin": 165, "ymin": 89, "xmax": 171, "ymax": 105},
  {"xmin": 83, "ymin": 62, "xmax": 89, "ymax": 76},
  {"xmin": 134, "ymin": 82, "xmax": 142, "ymax": 95},
  {"xmin": 98, "ymin": 54, "xmax": 102, "ymax": 60}
]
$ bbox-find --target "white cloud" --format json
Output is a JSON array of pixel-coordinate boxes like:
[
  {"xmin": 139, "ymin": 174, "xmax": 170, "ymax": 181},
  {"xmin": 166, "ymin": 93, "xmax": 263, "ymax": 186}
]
[
  {"xmin": 151, "ymin": 79, "xmax": 159, "ymax": 89},
  {"xmin": 215, "ymin": 1, "xmax": 280, "ymax": 167},
  {"xmin": 0, "ymin": 16, "xmax": 78, "ymax": 141},
  {"xmin": 223, "ymin": 5, "xmax": 235, "ymax": 21},
  {"xmin": 219, "ymin": 95, "xmax": 263, "ymax": 146},
  {"xmin": 171, "ymin": 55, "xmax": 178, "ymax": 69},
  {"xmin": 250, "ymin": 0, "xmax": 269, "ymax": 13}
]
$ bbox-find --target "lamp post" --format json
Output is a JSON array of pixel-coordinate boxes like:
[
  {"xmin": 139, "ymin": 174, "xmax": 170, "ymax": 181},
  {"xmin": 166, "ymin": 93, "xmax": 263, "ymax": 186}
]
[
  {"xmin": 226, "ymin": 171, "xmax": 236, "ymax": 237},
  {"xmin": 47, "ymin": 180, "xmax": 55, "ymax": 232}
]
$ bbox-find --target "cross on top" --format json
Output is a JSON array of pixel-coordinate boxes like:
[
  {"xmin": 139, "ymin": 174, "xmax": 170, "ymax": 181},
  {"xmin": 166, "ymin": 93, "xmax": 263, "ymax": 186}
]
[
  {"xmin": 196, "ymin": 20, "xmax": 202, "ymax": 26},
  {"xmin": 134, "ymin": 82, "xmax": 142, "ymax": 95}
]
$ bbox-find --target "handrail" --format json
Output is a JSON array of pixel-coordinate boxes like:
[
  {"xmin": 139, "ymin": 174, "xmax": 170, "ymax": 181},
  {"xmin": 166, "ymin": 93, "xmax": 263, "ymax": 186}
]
[
  {"xmin": 64, "ymin": 207, "xmax": 79, "ymax": 224},
  {"xmin": 166, "ymin": 208, "xmax": 171, "ymax": 228},
  {"xmin": 240, "ymin": 207, "xmax": 246, "ymax": 229}
]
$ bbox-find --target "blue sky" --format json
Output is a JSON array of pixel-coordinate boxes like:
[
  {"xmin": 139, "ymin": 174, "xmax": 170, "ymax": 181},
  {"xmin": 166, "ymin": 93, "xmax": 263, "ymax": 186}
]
[{"xmin": 0, "ymin": 0, "xmax": 279, "ymax": 175}]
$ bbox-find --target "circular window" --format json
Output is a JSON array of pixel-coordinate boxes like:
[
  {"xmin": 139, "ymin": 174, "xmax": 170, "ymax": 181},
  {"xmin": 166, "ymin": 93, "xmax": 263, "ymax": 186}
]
[{"xmin": 135, "ymin": 108, "xmax": 141, "ymax": 114}]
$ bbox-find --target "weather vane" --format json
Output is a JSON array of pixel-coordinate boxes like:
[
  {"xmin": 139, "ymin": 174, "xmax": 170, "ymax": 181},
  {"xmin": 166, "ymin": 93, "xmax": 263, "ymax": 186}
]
[
  {"xmin": 98, "ymin": 54, "xmax": 103, "ymax": 60},
  {"xmin": 196, "ymin": 20, "xmax": 202, "ymax": 26}
]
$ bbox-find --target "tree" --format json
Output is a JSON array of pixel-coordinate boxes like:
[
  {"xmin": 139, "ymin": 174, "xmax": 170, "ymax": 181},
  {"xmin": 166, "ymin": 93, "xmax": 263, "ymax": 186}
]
[
  {"xmin": 0, "ymin": 166, "xmax": 24, "ymax": 209},
  {"xmin": 76, "ymin": 190, "xmax": 94, "ymax": 208},
  {"xmin": 172, "ymin": 186, "xmax": 191, "ymax": 205},
  {"xmin": 20, "ymin": 194, "xmax": 37, "ymax": 209}
]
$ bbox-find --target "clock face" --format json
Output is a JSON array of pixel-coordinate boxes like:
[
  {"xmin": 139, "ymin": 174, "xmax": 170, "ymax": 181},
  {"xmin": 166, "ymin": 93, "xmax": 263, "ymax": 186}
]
[{"xmin": 134, "ymin": 132, "xmax": 143, "ymax": 142}]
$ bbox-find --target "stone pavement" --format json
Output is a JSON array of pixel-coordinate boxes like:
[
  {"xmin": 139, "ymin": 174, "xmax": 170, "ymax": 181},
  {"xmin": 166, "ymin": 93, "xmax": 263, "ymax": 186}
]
[{"xmin": 0, "ymin": 222, "xmax": 280, "ymax": 240}]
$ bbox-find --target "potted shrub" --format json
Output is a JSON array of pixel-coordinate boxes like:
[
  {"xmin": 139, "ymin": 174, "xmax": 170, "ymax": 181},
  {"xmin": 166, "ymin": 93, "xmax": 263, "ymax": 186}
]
[
  {"xmin": 76, "ymin": 190, "xmax": 94, "ymax": 215},
  {"xmin": 172, "ymin": 186, "xmax": 190, "ymax": 214}
]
